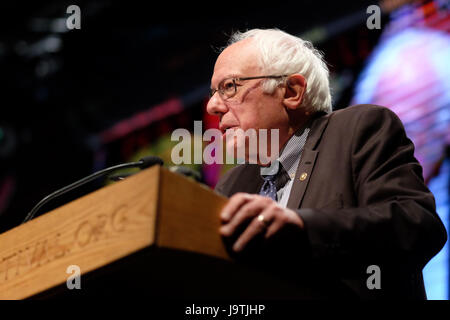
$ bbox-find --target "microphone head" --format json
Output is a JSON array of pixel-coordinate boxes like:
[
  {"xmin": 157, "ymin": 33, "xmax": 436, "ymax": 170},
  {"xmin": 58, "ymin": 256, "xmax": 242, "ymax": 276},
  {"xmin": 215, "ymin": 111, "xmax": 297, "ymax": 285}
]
[
  {"xmin": 139, "ymin": 156, "xmax": 164, "ymax": 169},
  {"xmin": 169, "ymin": 166, "xmax": 202, "ymax": 182}
]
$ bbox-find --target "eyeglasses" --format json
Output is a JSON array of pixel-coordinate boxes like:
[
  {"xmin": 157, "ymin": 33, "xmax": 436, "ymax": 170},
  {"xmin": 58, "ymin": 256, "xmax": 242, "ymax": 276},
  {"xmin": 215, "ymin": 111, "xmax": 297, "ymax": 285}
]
[{"xmin": 209, "ymin": 75, "xmax": 288, "ymax": 100}]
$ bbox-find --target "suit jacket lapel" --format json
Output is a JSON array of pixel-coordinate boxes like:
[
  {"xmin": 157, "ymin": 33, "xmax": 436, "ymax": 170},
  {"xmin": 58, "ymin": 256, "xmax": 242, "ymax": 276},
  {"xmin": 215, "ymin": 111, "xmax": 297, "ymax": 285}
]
[
  {"xmin": 232, "ymin": 164, "xmax": 264, "ymax": 195},
  {"xmin": 286, "ymin": 112, "xmax": 330, "ymax": 210}
]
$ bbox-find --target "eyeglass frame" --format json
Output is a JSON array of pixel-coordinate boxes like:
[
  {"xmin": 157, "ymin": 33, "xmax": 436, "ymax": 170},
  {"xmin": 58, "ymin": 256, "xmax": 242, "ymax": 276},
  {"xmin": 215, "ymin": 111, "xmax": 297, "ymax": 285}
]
[{"xmin": 209, "ymin": 75, "xmax": 289, "ymax": 100}]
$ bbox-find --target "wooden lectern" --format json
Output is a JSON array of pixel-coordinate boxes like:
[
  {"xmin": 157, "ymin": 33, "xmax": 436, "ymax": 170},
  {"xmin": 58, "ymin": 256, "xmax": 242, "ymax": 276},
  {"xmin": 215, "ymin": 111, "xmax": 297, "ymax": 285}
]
[{"xmin": 0, "ymin": 166, "xmax": 318, "ymax": 300}]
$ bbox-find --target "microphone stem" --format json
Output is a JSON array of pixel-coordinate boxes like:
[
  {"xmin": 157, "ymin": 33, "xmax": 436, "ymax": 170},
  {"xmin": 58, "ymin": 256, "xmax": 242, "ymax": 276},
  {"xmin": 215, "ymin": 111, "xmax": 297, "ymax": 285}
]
[{"xmin": 22, "ymin": 161, "xmax": 143, "ymax": 224}]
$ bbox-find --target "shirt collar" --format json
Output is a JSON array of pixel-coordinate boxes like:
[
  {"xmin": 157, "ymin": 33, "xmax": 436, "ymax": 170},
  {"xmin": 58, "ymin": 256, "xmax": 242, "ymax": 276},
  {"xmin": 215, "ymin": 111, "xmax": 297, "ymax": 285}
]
[
  {"xmin": 258, "ymin": 125, "xmax": 310, "ymax": 178},
  {"xmin": 278, "ymin": 126, "xmax": 310, "ymax": 179}
]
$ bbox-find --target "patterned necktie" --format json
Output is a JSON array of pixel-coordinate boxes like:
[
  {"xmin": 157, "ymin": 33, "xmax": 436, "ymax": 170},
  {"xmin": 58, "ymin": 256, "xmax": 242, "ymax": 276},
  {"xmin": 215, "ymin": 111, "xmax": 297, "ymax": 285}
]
[{"xmin": 259, "ymin": 162, "xmax": 280, "ymax": 201}]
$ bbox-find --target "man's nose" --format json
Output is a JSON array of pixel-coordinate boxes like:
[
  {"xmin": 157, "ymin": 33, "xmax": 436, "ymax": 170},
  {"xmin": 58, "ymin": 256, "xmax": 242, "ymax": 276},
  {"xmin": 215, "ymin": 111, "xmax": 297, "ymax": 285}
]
[{"xmin": 206, "ymin": 93, "xmax": 228, "ymax": 116}]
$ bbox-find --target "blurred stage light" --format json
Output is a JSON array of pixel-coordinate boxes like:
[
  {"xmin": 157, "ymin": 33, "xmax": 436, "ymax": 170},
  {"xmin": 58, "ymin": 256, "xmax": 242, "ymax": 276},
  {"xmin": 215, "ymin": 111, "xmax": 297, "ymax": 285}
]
[
  {"xmin": 30, "ymin": 18, "xmax": 69, "ymax": 34},
  {"xmin": 352, "ymin": 1, "xmax": 450, "ymax": 299},
  {"xmin": 14, "ymin": 35, "xmax": 62, "ymax": 58}
]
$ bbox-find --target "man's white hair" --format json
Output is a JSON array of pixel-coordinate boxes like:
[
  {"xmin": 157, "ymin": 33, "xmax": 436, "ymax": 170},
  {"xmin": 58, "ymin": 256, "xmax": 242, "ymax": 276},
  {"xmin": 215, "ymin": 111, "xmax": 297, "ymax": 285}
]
[{"xmin": 228, "ymin": 28, "xmax": 332, "ymax": 113}]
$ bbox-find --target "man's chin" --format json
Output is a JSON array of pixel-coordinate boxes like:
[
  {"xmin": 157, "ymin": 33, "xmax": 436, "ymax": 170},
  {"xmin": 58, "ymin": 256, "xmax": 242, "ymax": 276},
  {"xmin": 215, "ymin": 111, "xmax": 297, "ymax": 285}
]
[{"xmin": 223, "ymin": 128, "xmax": 279, "ymax": 165}]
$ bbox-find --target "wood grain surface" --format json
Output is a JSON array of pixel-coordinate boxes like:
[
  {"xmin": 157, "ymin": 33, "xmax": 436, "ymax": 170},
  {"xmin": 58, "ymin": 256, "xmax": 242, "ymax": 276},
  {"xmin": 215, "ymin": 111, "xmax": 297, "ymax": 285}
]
[{"xmin": 0, "ymin": 165, "xmax": 229, "ymax": 299}]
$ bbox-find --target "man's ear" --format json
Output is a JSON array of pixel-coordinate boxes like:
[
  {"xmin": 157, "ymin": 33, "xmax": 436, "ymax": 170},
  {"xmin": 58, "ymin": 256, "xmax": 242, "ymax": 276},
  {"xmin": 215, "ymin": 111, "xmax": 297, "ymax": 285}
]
[{"xmin": 283, "ymin": 74, "xmax": 307, "ymax": 110}]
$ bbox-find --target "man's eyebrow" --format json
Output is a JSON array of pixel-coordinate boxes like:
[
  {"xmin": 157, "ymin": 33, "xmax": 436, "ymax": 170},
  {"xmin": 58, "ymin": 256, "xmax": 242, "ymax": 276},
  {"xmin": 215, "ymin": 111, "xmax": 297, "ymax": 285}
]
[{"xmin": 211, "ymin": 74, "xmax": 240, "ymax": 88}]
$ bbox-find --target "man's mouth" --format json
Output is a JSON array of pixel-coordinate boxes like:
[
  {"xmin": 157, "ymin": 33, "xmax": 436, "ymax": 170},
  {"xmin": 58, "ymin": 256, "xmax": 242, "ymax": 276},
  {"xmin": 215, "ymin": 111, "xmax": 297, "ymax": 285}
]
[{"xmin": 219, "ymin": 125, "xmax": 239, "ymax": 135}]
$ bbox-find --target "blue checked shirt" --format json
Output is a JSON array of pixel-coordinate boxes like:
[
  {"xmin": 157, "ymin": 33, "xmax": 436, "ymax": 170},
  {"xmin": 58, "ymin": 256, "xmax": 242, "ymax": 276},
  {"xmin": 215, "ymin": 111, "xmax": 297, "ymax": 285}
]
[{"xmin": 274, "ymin": 127, "xmax": 310, "ymax": 208}]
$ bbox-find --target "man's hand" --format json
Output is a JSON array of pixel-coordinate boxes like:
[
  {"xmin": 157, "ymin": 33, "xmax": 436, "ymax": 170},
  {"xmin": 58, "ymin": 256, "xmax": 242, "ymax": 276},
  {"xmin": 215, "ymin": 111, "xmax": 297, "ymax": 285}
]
[{"xmin": 219, "ymin": 192, "xmax": 305, "ymax": 252}]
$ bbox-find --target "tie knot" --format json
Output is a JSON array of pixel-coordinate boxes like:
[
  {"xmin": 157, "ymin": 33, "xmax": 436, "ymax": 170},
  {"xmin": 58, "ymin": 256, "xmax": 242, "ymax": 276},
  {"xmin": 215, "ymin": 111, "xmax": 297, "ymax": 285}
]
[
  {"xmin": 259, "ymin": 161, "xmax": 281, "ymax": 201},
  {"xmin": 261, "ymin": 173, "xmax": 278, "ymax": 182},
  {"xmin": 260, "ymin": 160, "xmax": 280, "ymax": 176},
  {"xmin": 259, "ymin": 160, "xmax": 289, "ymax": 192}
]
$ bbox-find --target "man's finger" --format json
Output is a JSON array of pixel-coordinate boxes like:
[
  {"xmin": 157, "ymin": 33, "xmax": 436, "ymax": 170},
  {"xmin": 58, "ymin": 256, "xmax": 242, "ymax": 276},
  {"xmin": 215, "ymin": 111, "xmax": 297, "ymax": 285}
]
[
  {"xmin": 232, "ymin": 211, "xmax": 274, "ymax": 252},
  {"xmin": 264, "ymin": 214, "xmax": 283, "ymax": 239},
  {"xmin": 220, "ymin": 199, "xmax": 266, "ymax": 236},
  {"xmin": 220, "ymin": 193, "xmax": 254, "ymax": 222}
]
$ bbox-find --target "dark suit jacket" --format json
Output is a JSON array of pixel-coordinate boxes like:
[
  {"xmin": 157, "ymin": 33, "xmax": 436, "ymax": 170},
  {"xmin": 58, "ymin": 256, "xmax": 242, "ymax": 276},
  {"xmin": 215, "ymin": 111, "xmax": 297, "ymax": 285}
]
[{"xmin": 215, "ymin": 104, "xmax": 447, "ymax": 300}]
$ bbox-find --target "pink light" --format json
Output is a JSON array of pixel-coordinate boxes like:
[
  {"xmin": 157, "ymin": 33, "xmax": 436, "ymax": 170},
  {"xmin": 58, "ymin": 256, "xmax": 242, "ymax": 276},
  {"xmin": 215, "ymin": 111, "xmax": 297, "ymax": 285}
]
[{"xmin": 99, "ymin": 98, "xmax": 183, "ymax": 144}]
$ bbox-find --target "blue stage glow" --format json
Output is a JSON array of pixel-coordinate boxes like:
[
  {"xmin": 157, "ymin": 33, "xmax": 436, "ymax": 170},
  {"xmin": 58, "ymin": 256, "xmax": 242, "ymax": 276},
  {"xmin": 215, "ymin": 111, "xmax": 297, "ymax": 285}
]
[{"xmin": 351, "ymin": 2, "xmax": 450, "ymax": 299}]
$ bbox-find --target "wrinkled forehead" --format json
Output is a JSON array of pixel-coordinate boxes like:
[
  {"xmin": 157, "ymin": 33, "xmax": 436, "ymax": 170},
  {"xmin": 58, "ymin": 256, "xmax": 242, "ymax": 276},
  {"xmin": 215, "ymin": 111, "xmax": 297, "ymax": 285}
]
[{"xmin": 211, "ymin": 39, "xmax": 263, "ymax": 86}]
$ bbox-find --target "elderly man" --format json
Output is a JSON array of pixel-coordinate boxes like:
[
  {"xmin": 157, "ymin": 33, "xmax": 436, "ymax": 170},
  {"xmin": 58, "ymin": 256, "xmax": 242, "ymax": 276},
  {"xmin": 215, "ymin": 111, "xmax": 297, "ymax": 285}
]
[{"xmin": 206, "ymin": 28, "xmax": 447, "ymax": 299}]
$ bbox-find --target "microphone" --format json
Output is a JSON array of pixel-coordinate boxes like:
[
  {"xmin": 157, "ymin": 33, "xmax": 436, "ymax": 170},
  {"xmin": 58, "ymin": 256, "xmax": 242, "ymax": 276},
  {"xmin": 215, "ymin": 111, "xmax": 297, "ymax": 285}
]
[
  {"xmin": 110, "ymin": 165, "xmax": 203, "ymax": 183},
  {"xmin": 169, "ymin": 166, "xmax": 203, "ymax": 183},
  {"xmin": 22, "ymin": 156, "xmax": 163, "ymax": 224}
]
